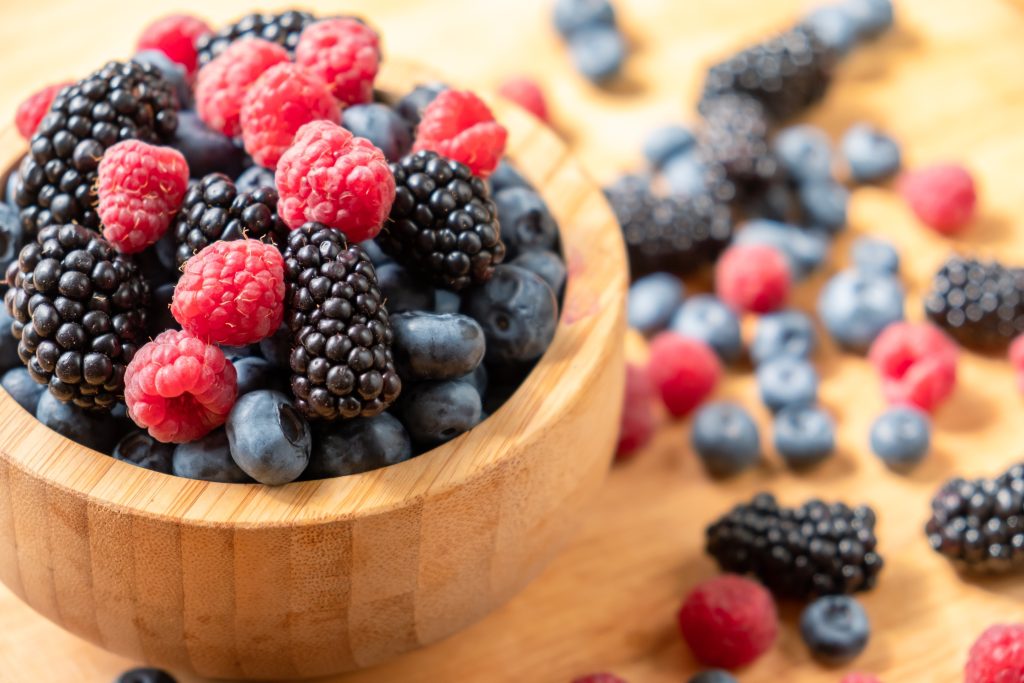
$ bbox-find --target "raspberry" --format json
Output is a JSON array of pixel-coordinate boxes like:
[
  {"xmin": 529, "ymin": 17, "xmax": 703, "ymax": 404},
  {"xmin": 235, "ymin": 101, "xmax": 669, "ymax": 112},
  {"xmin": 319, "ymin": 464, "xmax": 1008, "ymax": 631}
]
[
  {"xmin": 240, "ymin": 63, "xmax": 341, "ymax": 169},
  {"xmin": 868, "ymin": 322, "xmax": 957, "ymax": 413},
  {"xmin": 966, "ymin": 624, "xmax": 1024, "ymax": 683},
  {"xmin": 195, "ymin": 38, "xmax": 289, "ymax": 137},
  {"xmin": 136, "ymin": 13, "xmax": 212, "ymax": 75},
  {"xmin": 294, "ymin": 18, "xmax": 380, "ymax": 106},
  {"xmin": 715, "ymin": 244, "xmax": 791, "ymax": 313},
  {"xmin": 677, "ymin": 574, "xmax": 778, "ymax": 669},
  {"xmin": 900, "ymin": 164, "xmax": 976, "ymax": 234},
  {"xmin": 97, "ymin": 140, "xmax": 189, "ymax": 254},
  {"xmin": 617, "ymin": 363, "xmax": 657, "ymax": 459},
  {"xmin": 840, "ymin": 675, "xmax": 882, "ymax": 683},
  {"xmin": 647, "ymin": 332, "xmax": 721, "ymax": 418},
  {"xmin": 412, "ymin": 90, "xmax": 508, "ymax": 178},
  {"xmin": 14, "ymin": 81, "xmax": 70, "ymax": 140},
  {"xmin": 497, "ymin": 76, "xmax": 550, "ymax": 123},
  {"xmin": 571, "ymin": 675, "xmax": 627, "ymax": 683},
  {"xmin": 1010, "ymin": 334, "xmax": 1024, "ymax": 393},
  {"xmin": 171, "ymin": 240, "xmax": 285, "ymax": 346},
  {"xmin": 276, "ymin": 120, "xmax": 395, "ymax": 241},
  {"xmin": 124, "ymin": 330, "xmax": 238, "ymax": 443}
]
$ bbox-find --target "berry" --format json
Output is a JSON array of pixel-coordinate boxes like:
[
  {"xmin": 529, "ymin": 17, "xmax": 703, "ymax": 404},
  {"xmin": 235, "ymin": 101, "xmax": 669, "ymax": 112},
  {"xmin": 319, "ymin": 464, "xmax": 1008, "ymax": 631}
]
[
  {"xmin": 195, "ymin": 38, "xmax": 290, "ymax": 138},
  {"xmin": 647, "ymin": 332, "xmax": 721, "ymax": 418},
  {"xmin": 900, "ymin": 164, "xmax": 976, "ymax": 234},
  {"xmin": 497, "ymin": 76, "xmax": 550, "ymax": 122},
  {"xmin": 97, "ymin": 140, "xmax": 189, "ymax": 254},
  {"xmin": 643, "ymin": 125, "xmax": 696, "ymax": 170},
  {"xmin": 628, "ymin": 272, "xmax": 685, "ymax": 336},
  {"xmin": 716, "ymin": 244, "xmax": 791, "ymax": 314},
  {"xmin": 843, "ymin": 0, "xmax": 894, "ymax": 40},
  {"xmin": 851, "ymin": 237, "xmax": 899, "ymax": 275},
  {"xmin": 295, "ymin": 18, "xmax": 380, "ymax": 106},
  {"xmin": 733, "ymin": 219, "xmax": 828, "ymax": 282},
  {"xmin": 307, "ymin": 412, "xmax": 412, "ymax": 478},
  {"xmin": 553, "ymin": 0, "xmax": 616, "ymax": 37},
  {"xmin": 0, "ymin": 204, "xmax": 24, "ymax": 273},
  {"xmin": 818, "ymin": 269, "xmax": 904, "ymax": 351},
  {"xmin": 841, "ymin": 123, "xmax": 901, "ymax": 182},
  {"xmin": 772, "ymin": 124, "xmax": 833, "ymax": 182},
  {"xmin": 171, "ymin": 111, "xmax": 246, "ymax": 179},
  {"xmin": 234, "ymin": 356, "xmax": 286, "ymax": 395},
  {"xmin": 341, "ymin": 103, "xmax": 414, "ymax": 162},
  {"xmin": 489, "ymin": 159, "xmax": 533, "ymax": 195},
  {"xmin": 124, "ymin": 330, "xmax": 237, "ymax": 443},
  {"xmin": 172, "ymin": 428, "xmax": 252, "ymax": 483},
  {"xmin": 751, "ymin": 310, "xmax": 817, "ymax": 365},
  {"xmin": 377, "ymin": 263, "xmax": 434, "ymax": 313},
  {"xmin": 395, "ymin": 82, "xmax": 448, "ymax": 128},
  {"xmin": 493, "ymin": 187, "xmax": 559, "ymax": 258},
  {"xmin": 390, "ymin": 312, "xmax": 485, "ymax": 382},
  {"xmin": 0, "ymin": 308, "xmax": 23, "ymax": 372},
  {"xmin": 14, "ymin": 81, "xmax": 70, "ymax": 141},
  {"xmin": 276, "ymin": 120, "xmax": 395, "ymax": 241},
  {"xmin": 924, "ymin": 256, "xmax": 1024, "ymax": 350},
  {"xmin": 706, "ymin": 493, "xmax": 883, "ymax": 598},
  {"xmin": 511, "ymin": 249, "xmax": 567, "ymax": 296},
  {"xmin": 966, "ymin": 624, "xmax": 1024, "ymax": 683},
  {"xmin": 799, "ymin": 179, "xmax": 849, "ymax": 233},
  {"xmin": 868, "ymin": 322, "xmax": 957, "ymax": 412},
  {"xmin": 757, "ymin": 357, "xmax": 818, "ymax": 412},
  {"xmin": 413, "ymin": 90, "xmax": 507, "ymax": 178},
  {"xmin": 112, "ymin": 429, "xmax": 175, "ymax": 474},
  {"xmin": 572, "ymin": 675, "xmax": 627, "ymax": 683},
  {"xmin": 464, "ymin": 264, "xmax": 558, "ymax": 363},
  {"xmin": 800, "ymin": 595, "xmax": 871, "ymax": 664},
  {"xmin": 136, "ymin": 13, "xmax": 211, "ymax": 74},
  {"xmin": 568, "ymin": 25, "xmax": 627, "ymax": 84},
  {"xmin": 35, "ymin": 390, "xmax": 123, "ymax": 452},
  {"xmin": 803, "ymin": 5, "xmax": 858, "ymax": 55},
  {"xmin": 196, "ymin": 10, "xmax": 316, "ymax": 67},
  {"xmin": 669, "ymin": 295, "xmax": 742, "ymax": 364},
  {"xmin": 870, "ymin": 406, "xmax": 930, "ymax": 468},
  {"xmin": 688, "ymin": 672, "xmax": 737, "ymax": 683},
  {"xmin": 774, "ymin": 405, "xmax": 835, "ymax": 468},
  {"xmin": 677, "ymin": 574, "xmax": 778, "ymax": 669},
  {"xmin": 434, "ymin": 289, "xmax": 461, "ymax": 314},
  {"xmin": 617, "ymin": 363, "xmax": 657, "ymax": 459},
  {"xmin": 699, "ymin": 93, "xmax": 779, "ymax": 188},
  {"xmin": 114, "ymin": 668, "xmax": 178, "ymax": 683},
  {"xmin": 840, "ymin": 675, "xmax": 881, "ymax": 683},
  {"xmin": 397, "ymin": 379, "xmax": 483, "ymax": 447},
  {"xmin": 2, "ymin": 367, "xmax": 45, "ymax": 413},
  {"xmin": 226, "ymin": 390, "xmax": 311, "ymax": 485},
  {"xmin": 133, "ymin": 50, "xmax": 193, "ymax": 111},
  {"xmin": 690, "ymin": 401, "xmax": 761, "ymax": 476}
]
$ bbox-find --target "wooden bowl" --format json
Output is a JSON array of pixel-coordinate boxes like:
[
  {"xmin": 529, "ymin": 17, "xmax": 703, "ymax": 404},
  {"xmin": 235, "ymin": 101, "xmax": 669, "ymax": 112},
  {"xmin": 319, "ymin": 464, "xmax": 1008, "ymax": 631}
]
[{"xmin": 0, "ymin": 61, "xmax": 627, "ymax": 679}]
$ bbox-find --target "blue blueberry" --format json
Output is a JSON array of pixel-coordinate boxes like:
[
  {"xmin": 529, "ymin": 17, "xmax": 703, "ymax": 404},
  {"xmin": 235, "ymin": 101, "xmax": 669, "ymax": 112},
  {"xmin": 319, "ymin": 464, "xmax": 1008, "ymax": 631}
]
[
  {"xmin": 359, "ymin": 238, "xmax": 391, "ymax": 267},
  {"xmin": 553, "ymin": 0, "xmax": 616, "ymax": 37},
  {"xmin": 772, "ymin": 124, "xmax": 833, "ymax": 182},
  {"xmin": 841, "ymin": 123, "xmax": 901, "ymax": 183},
  {"xmin": 869, "ymin": 406, "xmax": 930, "ymax": 468},
  {"xmin": 690, "ymin": 402, "xmax": 761, "ymax": 477},
  {"xmin": 841, "ymin": 0, "xmax": 894, "ymax": 40},
  {"xmin": 170, "ymin": 111, "xmax": 245, "ymax": 179},
  {"xmin": 851, "ymin": 236, "xmax": 899, "ymax": 275},
  {"xmin": 757, "ymin": 357, "xmax": 818, "ymax": 412},
  {"xmin": 800, "ymin": 595, "xmax": 871, "ymax": 664},
  {"xmin": 226, "ymin": 390, "xmax": 311, "ymax": 485},
  {"xmin": 568, "ymin": 24, "xmax": 626, "ymax": 84},
  {"xmin": 464, "ymin": 265, "xmax": 558, "ymax": 364},
  {"xmin": 799, "ymin": 178, "xmax": 848, "ymax": 233},
  {"xmin": 5, "ymin": 165, "xmax": 20, "ymax": 212},
  {"xmin": 172, "ymin": 428, "xmax": 252, "ymax": 483},
  {"xmin": 390, "ymin": 312, "xmax": 486, "ymax": 381},
  {"xmin": 0, "ymin": 309, "xmax": 21, "ymax": 373},
  {"xmin": 395, "ymin": 82, "xmax": 447, "ymax": 127},
  {"xmin": 458, "ymin": 363, "xmax": 489, "ymax": 397},
  {"xmin": 773, "ymin": 405, "xmax": 835, "ymax": 468},
  {"xmin": 669, "ymin": 294, "xmax": 742, "ymax": 363},
  {"xmin": 494, "ymin": 187, "xmax": 559, "ymax": 258},
  {"xmin": 2, "ymin": 367, "xmax": 44, "ymax": 413},
  {"xmin": 511, "ymin": 249, "xmax": 567, "ymax": 297},
  {"xmin": 434, "ymin": 288, "xmax": 462, "ymax": 314},
  {"xmin": 341, "ymin": 103, "xmax": 413, "ymax": 162},
  {"xmin": 0, "ymin": 203, "xmax": 23, "ymax": 272},
  {"xmin": 489, "ymin": 158, "xmax": 533, "ymax": 194},
  {"xmin": 803, "ymin": 5, "xmax": 858, "ymax": 55},
  {"xmin": 377, "ymin": 262, "xmax": 435, "ymax": 312},
  {"xmin": 817, "ymin": 269, "xmax": 904, "ymax": 351},
  {"xmin": 258, "ymin": 324, "xmax": 292, "ymax": 368},
  {"xmin": 628, "ymin": 272, "xmax": 685, "ymax": 335},
  {"xmin": 734, "ymin": 219, "xmax": 829, "ymax": 281},
  {"xmin": 688, "ymin": 672, "xmax": 738, "ymax": 683},
  {"xmin": 643, "ymin": 125, "xmax": 696, "ymax": 170},
  {"xmin": 35, "ymin": 391, "xmax": 119, "ymax": 452},
  {"xmin": 133, "ymin": 50, "xmax": 192, "ymax": 109},
  {"xmin": 662, "ymin": 152, "xmax": 707, "ymax": 198},
  {"xmin": 112, "ymin": 430, "xmax": 174, "ymax": 474},
  {"xmin": 751, "ymin": 310, "xmax": 817, "ymax": 365},
  {"xmin": 399, "ymin": 380, "xmax": 483, "ymax": 447},
  {"xmin": 115, "ymin": 668, "xmax": 178, "ymax": 683},
  {"xmin": 235, "ymin": 165, "xmax": 276, "ymax": 193},
  {"xmin": 307, "ymin": 412, "xmax": 413, "ymax": 478},
  {"xmin": 233, "ymin": 356, "xmax": 286, "ymax": 395}
]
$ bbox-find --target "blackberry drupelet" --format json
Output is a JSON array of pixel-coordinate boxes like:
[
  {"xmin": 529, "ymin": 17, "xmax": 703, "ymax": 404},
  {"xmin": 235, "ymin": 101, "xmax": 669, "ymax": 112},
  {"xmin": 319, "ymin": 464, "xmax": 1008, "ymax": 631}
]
[
  {"xmin": 924, "ymin": 256, "xmax": 1024, "ymax": 350},
  {"xmin": 706, "ymin": 493, "xmax": 883, "ymax": 599},
  {"xmin": 195, "ymin": 10, "xmax": 315, "ymax": 67},
  {"xmin": 14, "ymin": 61, "xmax": 178, "ymax": 237},
  {"xmin": 699, "ymin": 93, "xmax": 780, "ymax": 192},
  {"xmin": 172, "ymin": 173, "xmax": 287, "ymax": 266},
  {"xmin": 926, "ymin": 464, "xmax": 1024, "ymax": 573},
  {"xmin": 380, "ymin": 150, "xmax": 506, "ymax": 291},
  {"xmin": 283, "ymin": 223, "xmax": 401, "ymax": 420},
  {"xmin": 4, "ymin": 224, "xmax": 150, "ymax": 411}
]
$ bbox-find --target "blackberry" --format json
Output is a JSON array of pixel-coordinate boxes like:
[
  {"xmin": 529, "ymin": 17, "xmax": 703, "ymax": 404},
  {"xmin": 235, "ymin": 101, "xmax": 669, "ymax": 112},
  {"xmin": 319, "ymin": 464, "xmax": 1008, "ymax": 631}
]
[
  {"xmin": 3, "ymin": 224, "xmax": 150, "ymax": 411},
  {"xmin": 700, "ymin": 24, "xmax": 837, "ymax": 122},
  {"xmin": 380, "ymin": 150, "xmax": 506, "ymax": 291},
  {"xmin": 195, "ymin": 10, "xmax": 316, "ymax": 67},
  {"xmin": 283, "ymin": 223, "xmax": 401, "ymax": 420},
  {"xmin": 924, "ymin": 256, "xmax": 1024, "ymax": 350},
  {"xmin": 14, "ymin": 61, "xmax": 178, "ymax": 237},
  {"xmin": 925, "ymin": 463, "xmax": 1024, "ymax": 573},
  {"xmin": 172, "ymin": 173, "xmax": 287, "ymax": 266},
  {"xmin": 698, "ymin": 93, "xmax": 780, "ymax": 193},
  {"xmin": 706, "ymin": 493, "xmax": 883, "ymax": 599}
]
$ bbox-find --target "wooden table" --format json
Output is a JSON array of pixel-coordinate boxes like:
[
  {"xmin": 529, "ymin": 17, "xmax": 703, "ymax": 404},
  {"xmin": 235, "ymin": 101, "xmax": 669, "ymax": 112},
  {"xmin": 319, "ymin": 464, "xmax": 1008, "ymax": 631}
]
[{"xmin": 2, "ymin": 0, "xmax": 1024, "ymax": 681}]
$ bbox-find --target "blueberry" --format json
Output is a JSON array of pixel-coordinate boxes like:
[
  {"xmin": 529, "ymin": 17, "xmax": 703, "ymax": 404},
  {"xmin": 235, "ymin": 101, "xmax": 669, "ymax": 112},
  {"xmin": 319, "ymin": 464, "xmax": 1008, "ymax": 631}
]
[
  {"xmin": 434, "ymin": 288, "xmax": 462, "ymax": 314},
  {"xmin": 757, "ymin": 357, "xmax": 818, "ymax": 412},
  {"xmin": 688, "ymin": 672, "xmax": 738, "ymax": 683},
  {"xmin": 745, "ymin": 178, "xmax": 804, "ymax": 223},
  {"xmin": 628, "ymin": 272, "xmax": 685, "ymax": 335},
  {"xmin": 258, "ymin": 324, "xmax": 292, "ymax": 368},
  {"xmin": 568, "ymin": 24, "xmax": 626, "ymax": 84},
  {"xmin": 553, "ymin": 0, "xmax": 616, "ymax": 37},
  {"xmin": 643, "ymin": 125, "xmax": 696, "ymax": 170},
  {"xmin": 307, "ymin": 412, "xmax": 413, "ymax": 478},
  {"xmin": 800, "ymin": 595, "xmax": 871, "ymax": 664},
  {"xmin": 751, "ymin": 309, "xmax": 817, "ymax": 365},
  {"xmin": 669, "ymin": 294, "xmax": 742, "ymax": 363},
  {"xmin": 0, "ymin": 203, "xmax": 24, "ymax": 272},
  {"xmin": 2, "ymin": 367, "xmax": 44, "ymax": 413},
  {"xmin": 458, "ymin": 363, "xmax": 489, "ymax": 396},
  {"xmin": 112, "ymin": 430, "xmax": 174, "ymax": 474},
  {"xmin": 398, "ymin": 380, "xmax": 483, "ymax": 447},
  {"xmin": 35, "ymin": 391, "xmax": 119, "ymax": 452},
  {"xmin": 133, "ymin": 50, "xmax": 192, "ymax": 109},
  {"xmin": 511, "ymin": 249, "xmax": 567, "ymax": 297},
  {"xmin": 0, "ymin": 308, "xmax": 22, "ymax": 373},
  {"xmin": 171, "ymin": 111, "xmax": 245, "ymax": 179},
  {"xmin": 341, "ymin": 103, "xmax": 413, "ymax": 162},
  {"xmin": 851, "ymin": 236, "xmax": 899, "ymax": 275},
  {"xmin": 395, "ymin": 82, "xmax": 447, "ymax": 127},
  {"xmin": 359, "ymin": 238, "xmax": 391, "ymax": 267},
  {"xmin": 233, "ymin": 356, "xmax": 285, "ymax": 394},
  {"xmin": 390, "ymin": 312, "xmax": 486, "ymax": 381},
  {"xmin": 222, "ymin": 345, "xmax": 256, "ymax": 361},
  {"xmin": 114, "ymin": 668, "xmax": 178, "ymax": 683},
  {"xmin": 841, "ymin": 123, "xmax": 901, "ymax": 182},
  {"xmin": 799, "ymin": 178, "xmax": 848, "ymax": 233},
  {"xmin": 377, "ymin": 262, "xmax": 435, "ymax": 312},
  {"xmin": 152, "ymin": 229, "xmax": 179, "ymax": 275},
  {"xmin": 662, "ymin": 152, "xmax": 707, "ymax": 198},
  {"xmin": 235, "ymin": 165, "xmax": 276, "ymax": 193},
  {"xmin": 690, "ymin": 402, "xmax": 761, "ymax": 477},
  {"xmin": 869, "ymin": 406, "xmax": 930, "ymax": 468},
  {"xmin": 226, "ymin": 390, "xmax": 311, "ymax": 485},
  {"xmin": 172, "ymin": 428, "xmax": 252, "ymax": 483},
  {"xmin": 5, "ymin": 165, "xmax": 20, "ymax": 212},
  {"xmin": 817, "ymin": 269, "xmax": 904, "ymax": 351},
  {"xmin": 494, "ymin": 187, "xmax": 559, "ymax": 258},
  {"xmin": 148, "ymin": 282, "xmax": 179, "ymax": 336},
  {"xmin": 774, "ymin": 405, "xmax": 835, "ymax": 468},
  {"xmin": 772, "ymin": 124, "xmax": 833, "ymax": 182},
  {"xmin": 489, "ymin": 158, "xmax": 533, "ymax": 194},
  {"xmin": 734, "ymin": 219, "xmax": 829, "ymax": 281},
  {"xmin": 841, "ymin": 0, "xmax": 894, "ymax": 40},
  {"xmin": 803, "ymin": 5, "xmax": 858, "ymax": 55},
  {"xmin": 464, "ymin": 265, "xmax": 559, "ymax": 364}
]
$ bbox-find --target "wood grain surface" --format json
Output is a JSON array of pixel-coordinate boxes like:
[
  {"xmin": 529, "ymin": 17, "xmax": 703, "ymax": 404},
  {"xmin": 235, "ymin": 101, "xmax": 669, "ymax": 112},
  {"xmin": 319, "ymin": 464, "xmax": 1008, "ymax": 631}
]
[{"xmin": 1, "ymin": 0, "xmax": 1023, "ymax": 681}]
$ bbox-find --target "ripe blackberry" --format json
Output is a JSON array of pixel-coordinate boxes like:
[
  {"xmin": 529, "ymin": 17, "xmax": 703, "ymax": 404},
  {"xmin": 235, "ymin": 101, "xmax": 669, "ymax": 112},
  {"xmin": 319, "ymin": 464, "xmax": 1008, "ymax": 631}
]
[
  {"xmin": 700, "ymin": 24, "xmax": 837, "ymax": 122},
  {"xmin": 706, "ymin": 493, "xmax": 883, "ymax": 599},
  {"xmin": 13, "ymin": 61, "xmax": 179, "ymax": 237},
  {"xmin": 172, "ymin": 173, "xmax": 287, "ymax": 266},
  {"xmin": 926, "ymin": 464, "xmax": 1024, "ymax": 573},
  {"xmin": 380, "ymin": 150, "xmax": 506, "ymax": 291},
  {"xmin": 699, "ymin": 93, "xmax": 780, "ymax": 193},
  {"xmin": 283, "ymin": 223, "xmax": 401, "ymax": 420},
  {"xmin": 4, "ymin": 224, "xmax": 150, "ymax": 411},
  {"xmin": 195, "ymin": 10, "xmax": 315, "ymax": 68},
  {"xmin": 924, "ymin": 256, "xmax": 1024, "ymax": 351}
]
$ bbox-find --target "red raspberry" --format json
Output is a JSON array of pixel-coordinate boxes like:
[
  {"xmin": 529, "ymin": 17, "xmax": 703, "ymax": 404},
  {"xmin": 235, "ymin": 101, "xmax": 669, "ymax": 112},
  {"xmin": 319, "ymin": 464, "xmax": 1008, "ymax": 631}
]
[
  {"xmin": 868, "ymin": 322, "xmax": 958, "ymax": 413},
  {"xmin": 15, "ymin": 81, "xmax": 71, "ymax": 140},
  {"xmin": 965, "ymin": 624, "xmax": 1024, "ymax": 683},
  {"xmin": 1009, "ymin": 334, "xmax": 1024, "ymax": 393},
  {"xmin": 276, "ymin": 120, "xmax": 395, "ymax": 241},
  {"xmin": 136, "ymin": 13, "xmax": 212, "ymax": 75},
  {"xmin": 715, "ymin": 244, "xmax": 790, "ymax": 313},
  {"xmin": 678, "ymin": 574, "xmax": 778, "ymax": 669},
  {"xmin": 294, "ymin": 18, "xmax": 380, "ymax": 106},
  {"xmin": 124, "ymin": 330, "xmax": 238, "ymax": 444},
  {"xmin": 498, "ymin": 76, "xmax": 550, "ymax": 123},
  {"xmin": 571, "ymin": 675, "xmax": 627, "ymax": 683},
  {"xmin": 412, "ymin": 89, "xmax": 508, "ymax": 178},
  {"xmin": 195, "ymin": 38, "xmax": 289, "ymax": 137},
  {"xmin": 647, "ymin": 332, "xmax": 721, "ymax": 418},
  {"xmin": 899, "ymin": 164, "xmax": 976, "ymax": 235},
  {"xmin": 171, "ymin": 240, "xmax": 286, "ymax": 346},
  {"xmin": 96, "ymin": 140, "xmax": 189, "ymax": 254},
  {"xmin": 841, "ymin": 675, "xmax": 882, "ymax": 683},
  {"xmin": 617, "ymin": 363, "xmax": 657, "ymax": 459}
]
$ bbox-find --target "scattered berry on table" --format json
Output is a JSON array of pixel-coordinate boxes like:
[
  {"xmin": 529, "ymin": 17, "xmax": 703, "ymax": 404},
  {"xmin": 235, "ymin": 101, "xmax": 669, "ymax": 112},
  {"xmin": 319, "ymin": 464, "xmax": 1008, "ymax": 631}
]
[
  {"xmin": 699, "ymin": 93, "xmax": 779, "ymax": 188},
  {"xmin": 235, "ymin": 165, "xmax": 276, "ymax": 193},
  {"xmin": 617, "ymin": 363, "xmax": 657, "ymax": 459},
  {"xmin": 799, "ymin": 178, "xmax": 849, "ymax": 233},
  {"xmin": 195, "ymin": 38, "xmax": 289, "ymax": 138},
  {"xmin": 800, "ymin": 595, "xmax": 871, "ymax": 664},
  {"xmin": 464, "ymin": 264, "xmax": 558, "ymax": 364},
  {"xmin": 965, "ymin": 624, "xmax": 1024, "ymax": 683},
  {"xmin": 715, "ymin": 244, "xmax": 791, "ymax": 314},
  {"xmin": 1010, "ymin": 334, "xmax": 1024, "ymax": 392},
  {"xmin": 395, "ymin": 82, "xmax": 448, "ymax": 128},
  {"xmin": 669, "ymin": 295, "xmax": 743, "ymax": 364},
  {"xmin": 772, "ymin": 124, "xmax": 833, "ymax": 182},
  {"xmin": 341, "ymin": 103, "xmax": 414, "ymax": 162},
  {"xmin": 226, "ymin": 390, "xmax": 311, "ymax": 485},
  {"xmin": 690, "ymin": 401, "xmax": 761, "ymax": 477},
  {"xmin": 803, "ymin": 5, "xmax": 858, "ymax": 55},
  {"xmin": 568, "ymin": 25, "xmax": 627, "ymax": 84},
  {"xmin": 899, "ymin": 163, "xmax": 976, "ymax": 234},
  {"xmin": 14, "ymin": 81, "xmax": 70, "ymax": 141},
  {"xmin": 553, "ymin": 0, "xmax": 616, "ymax": 37},
  {"xmin": 2, "ymin": 367, "xmax": 45, "ymax": 413},
  {"xmin": 377, "ymin": 263, "xmax": 435, "ymax": 313},
  {"xmin": 817, "ymin": 269, "xmax": 904, "ymax": 351},
  {"xmin": 751, "ymin": 310, "xmax": 817, "ymax": 365},
  {"xmin": 135, "ymin": 13, "xmax": 211, "ymax": 75},
  {"xmin": 133, "ymin": 49, "xmax": 193, "ymax": 111},
  {"xmin": 494, "ymin": 187, "xmax": 559, "ymax": 258},
  {"xmin": 733, "ymin": 219, "xmax": 829, "ymax": 282},
  {"xmin": 233, "ymin": 356, "xmax": 285, "ymax": 395},
  {"xmin": 390, "ymin": 312, "xmax": 486, "ymax": 382},
  {"xmin": 307, "ymin": 412, "xmax": 412, "ymax": 478},
  {"xmin": 869, "ymin": 406, "xmax": 930, "ymax": 469},
  {"xmin": 195, "ymin": 10, "xmax": 316, "ymax": 68},
  {"xmin": 851, "ymin": 236, "xmax": 899, "ymax": 275},
  {"xmin": 511, "ymin": 249, "xmax": 567, "ymax": 297},
  {"xmin": 643, "ymin": 125, "xmax": 696, "ymax": 170},
  {"xmin": 924, "ymin": 255, "xmax": 1024, "ymax": 351},
  {"xmin": 0, "ymin": 203, "xmax": 23, "ymax": 273},
  {"xmin": 841, "ymin": 123, "xmax": 901, "ymax": 182},
  {"xmin": 398, "ymin": 379, "xmax": 483, "ymax": 447},
  {"xmin": 36, "ymin": 391, "xmax": 122, "ymax": 452},
  {"xmin": 112, "ymin": 429, "xmax": 175, "ymax": 474},
  {"xmin": 413, "ymin": 90, "xmax": 507, "ymax": 178},
  {"xmin": 842, "ymin": 0, "xmax": 894, "ymax": 40},
  {"xmin": 172, "ymin": 428, "xmax": 252, "ymax": 483},
  {"xmin": 498, "ymin": 76, "xmax": 550, "ymax": 122},
  {"xmin": 295, "ymin": 18, "xmax": 380, "ymax": 106},
  {"xmin": 757, "ymin": 356, "xmax": 819, "ymax": 412},
  {"xmin": 677, "ymin": 574, "xmax": 778, "ymax": 669},
  {"xmin": 647, "ymin": 332, "xmax": 721, "ymax": 418},
  {"xmin": 688, "ymin": 672, "xmax": 737, "ymax": 683},
  {"xmin": 868, "ymin": 322, "xmax": 957, "ymax": 412},
  {"xmin": 774, "ymin": 405, "xmax": 835, "ymax": 468},
  {"xmin": 171, "ymin": 111, "xmax": 245, "ymax": 179},
  {"xmin": 114, "ymin": 668, "xmax": 178, "ymax": 683},
  {"xmin": 627, "ymin": 272, "xmax": 685, "ymax": 336}
]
